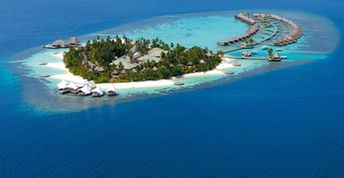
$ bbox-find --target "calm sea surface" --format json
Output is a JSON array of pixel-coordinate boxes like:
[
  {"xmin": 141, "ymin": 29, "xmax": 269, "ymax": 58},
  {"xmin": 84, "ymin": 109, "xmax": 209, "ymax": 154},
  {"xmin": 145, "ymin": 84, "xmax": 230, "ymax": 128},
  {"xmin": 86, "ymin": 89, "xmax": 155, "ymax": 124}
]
[{"xmin": 1, "ymin": 0, "xmax": 344, "ymax": 177}]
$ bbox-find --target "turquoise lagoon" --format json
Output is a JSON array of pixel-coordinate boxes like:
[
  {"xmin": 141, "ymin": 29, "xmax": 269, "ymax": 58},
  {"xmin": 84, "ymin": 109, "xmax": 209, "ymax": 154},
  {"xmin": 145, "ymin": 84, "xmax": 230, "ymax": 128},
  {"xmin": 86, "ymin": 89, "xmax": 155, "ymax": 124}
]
[{"xmin": 17, "ymin": 10, "xmax": 339, "ymax": 112}]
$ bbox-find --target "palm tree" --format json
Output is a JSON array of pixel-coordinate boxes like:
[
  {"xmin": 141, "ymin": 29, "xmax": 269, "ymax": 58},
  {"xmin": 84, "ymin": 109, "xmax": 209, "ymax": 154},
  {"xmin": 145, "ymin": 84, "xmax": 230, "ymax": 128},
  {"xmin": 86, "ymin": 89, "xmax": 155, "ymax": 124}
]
[
  {"xmin": 268, "ymin": 48, "xmax": 273, "ymax": 59},
  {"xmin": 128, "ymin": 51, "xmax": 135, "ymax": 64}
]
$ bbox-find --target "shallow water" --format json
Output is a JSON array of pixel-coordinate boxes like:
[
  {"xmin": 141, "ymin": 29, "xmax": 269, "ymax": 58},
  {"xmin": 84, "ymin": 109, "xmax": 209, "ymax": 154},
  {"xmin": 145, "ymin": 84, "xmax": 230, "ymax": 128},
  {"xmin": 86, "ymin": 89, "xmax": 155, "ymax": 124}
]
[
  {"xmin": 1, "ymin": 0, "xmax": 344, "ymax": 177},
  {"xmin": 15, "ymin": 10, "xmax": 338, "ymax": 112}
]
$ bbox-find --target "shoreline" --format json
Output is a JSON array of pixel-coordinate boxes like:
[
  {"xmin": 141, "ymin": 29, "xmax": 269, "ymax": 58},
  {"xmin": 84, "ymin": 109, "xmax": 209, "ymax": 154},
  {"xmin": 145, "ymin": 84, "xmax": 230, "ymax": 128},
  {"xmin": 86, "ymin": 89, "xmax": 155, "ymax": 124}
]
[{"xmin": 44, "ymin": 52, "xmax": 235, "ymax": 90}]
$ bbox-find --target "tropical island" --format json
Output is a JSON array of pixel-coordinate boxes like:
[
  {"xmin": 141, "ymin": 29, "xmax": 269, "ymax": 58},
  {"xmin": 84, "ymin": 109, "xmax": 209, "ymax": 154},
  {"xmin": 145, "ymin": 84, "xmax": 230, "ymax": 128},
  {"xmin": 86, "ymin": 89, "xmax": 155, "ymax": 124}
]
[
  {"xmin": 40, "ymin": 11, "xmax": 307, "ymax": 97},
  {"xmin": 63, "ymin": 36, "xmax": 223, "ymax": 83}
]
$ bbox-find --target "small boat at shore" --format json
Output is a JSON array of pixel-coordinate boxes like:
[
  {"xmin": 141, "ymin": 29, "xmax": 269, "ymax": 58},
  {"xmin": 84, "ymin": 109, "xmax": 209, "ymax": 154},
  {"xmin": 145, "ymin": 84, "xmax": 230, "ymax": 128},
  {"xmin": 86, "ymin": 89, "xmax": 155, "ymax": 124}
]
[
  {"xmin": 173, "ymin": 82, "xmax": 185, "ymax": 86},
  {"xmin": 225, "ymin": 71, "xmax": 235, "ymax": 75},
  {"xmin": 91, "ymin": 86, "xmax": 104, "ymax": 97},
  {"xmin": 233, "ymin": 63, "xmax": 242, "ymax": 67},
  {"xmin": 106, "ymin": 86, "xmax": 119, "ymax": 96},
  {"xmin": 40, "ymin": 75, "xmax": 51, "ymax": 78},
  {"xmin": 262, "ymin": 46, "xmax": 269, "ymax": 50},
  {"xmin": 39, "ymin": 62, "xmax": 48, "ymax": 66}
]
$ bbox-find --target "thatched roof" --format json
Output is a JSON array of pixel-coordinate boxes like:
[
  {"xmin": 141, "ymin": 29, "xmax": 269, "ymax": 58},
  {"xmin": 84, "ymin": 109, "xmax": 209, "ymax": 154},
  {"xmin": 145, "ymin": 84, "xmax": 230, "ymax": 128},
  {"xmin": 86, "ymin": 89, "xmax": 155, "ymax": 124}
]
[
  {"xmin": 94, "ymin": 66, "xmax": 105, "ymax": 72},
  {"xmin": 52, "ymin": 40, "xmax": 65, "ymax": 46},
  {"xmin": 200, "ymin": 59, "xmax": 205, "ymax": 64},
  {"xmin": 69, "ymin": 37, "xmax": 80, "ymax": 45},
  {"xmin": 187, "ymin": 61, "xmax": 193, "ymax": 66},
  {"xmin": 121, "ymin": 69, "xmax": 127, "ymax": 74},
  {"xmin": 153, "ymin": 66, "xmax": 158, "ymax": 71},
  {"xmin": 112, "ymin": 69, "xmax": 119, "ymax": 75},
  {"xmin": 273, "ymin": 53, "xmax": 281, "ymax": 59}
]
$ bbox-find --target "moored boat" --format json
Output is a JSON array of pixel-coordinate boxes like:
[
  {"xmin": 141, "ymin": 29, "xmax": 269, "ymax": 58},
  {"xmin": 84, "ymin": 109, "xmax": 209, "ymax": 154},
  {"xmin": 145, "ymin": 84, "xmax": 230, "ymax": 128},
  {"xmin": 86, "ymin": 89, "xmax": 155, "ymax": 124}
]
[
  {"xmin": 233, "ymin": 63, "xmax": 242, "ymax": 67},
  {"xmin": 261, "ymin": 46, "xmax": 269, "ymax": 50},
  {"xmin": 173, "ymin": 82, "xmax": 185, "ymax": 86},
  {"xmin": 225, "ymin": 71, "xmax": 235, "ymax": 75},
  {"xmin": 106, "ymin": 85, "xmax": 119, "ymax": 96}
]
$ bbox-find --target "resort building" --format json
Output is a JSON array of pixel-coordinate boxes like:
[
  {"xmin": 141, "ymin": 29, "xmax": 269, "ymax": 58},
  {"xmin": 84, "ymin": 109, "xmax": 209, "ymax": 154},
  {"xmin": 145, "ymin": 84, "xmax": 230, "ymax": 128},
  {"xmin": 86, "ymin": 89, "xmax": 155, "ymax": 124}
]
[{"xmin": 43, "ymin": 37, "xmax": 80, "ymax": 49}]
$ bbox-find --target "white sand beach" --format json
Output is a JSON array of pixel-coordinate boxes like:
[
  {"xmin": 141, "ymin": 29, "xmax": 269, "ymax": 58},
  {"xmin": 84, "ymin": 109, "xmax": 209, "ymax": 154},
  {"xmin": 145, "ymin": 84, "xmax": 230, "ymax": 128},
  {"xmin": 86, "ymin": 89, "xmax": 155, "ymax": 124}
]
[
  {"xmin": 44, "ymin": 52, "xmax": 237, "ymax": 89},
  {"xmin": 51, "ymin": 52, "xmax": 64, "ymax": 59},
  {"xmin": 45, "ymin": 62, "xmax": 68, "ymax": 71}
]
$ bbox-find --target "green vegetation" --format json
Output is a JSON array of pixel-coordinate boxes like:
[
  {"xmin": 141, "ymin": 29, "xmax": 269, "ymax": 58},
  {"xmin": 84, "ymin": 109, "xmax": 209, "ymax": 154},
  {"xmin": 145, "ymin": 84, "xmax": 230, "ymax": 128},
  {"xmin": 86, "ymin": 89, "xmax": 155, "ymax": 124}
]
[
  {"xmin": 268, "ymin": 48, "xmax": 273, "ymax": 58},
  {"xmin": 64, "ymin": 36, "xmax": 222, "ymax": 83}
]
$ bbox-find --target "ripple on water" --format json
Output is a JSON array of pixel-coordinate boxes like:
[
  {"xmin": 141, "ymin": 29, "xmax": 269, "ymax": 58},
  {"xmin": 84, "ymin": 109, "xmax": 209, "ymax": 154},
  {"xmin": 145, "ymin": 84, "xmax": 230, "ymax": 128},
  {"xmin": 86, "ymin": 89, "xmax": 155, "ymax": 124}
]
[{"xmin": 12, "ymin": 10, "xmax": 339, "ymax": 113}]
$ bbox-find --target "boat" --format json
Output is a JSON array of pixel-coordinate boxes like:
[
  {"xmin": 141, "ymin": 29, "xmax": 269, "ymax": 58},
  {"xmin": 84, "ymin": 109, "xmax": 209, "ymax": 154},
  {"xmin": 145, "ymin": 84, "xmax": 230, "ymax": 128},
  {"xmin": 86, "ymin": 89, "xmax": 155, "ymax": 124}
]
[
  {"xmin": 276, "ymin": 48, "xmax": 283, "ymax": 52},
  {"xmin": 39, "ymin": 75, "xmax": 51, "ymax": 78},
  {"xmin": 261, "ymin": 46, "xmax": 269, "ymax": 50},
  {"xmin": 91, "ymin": 86, "xmax": 104, "ymax": 97},
  {"xmin": 225, "ymin": 71, "xmax": 235, "ymax": 75},
  {"xmin": 173, "ymin": 82, "xmax": 185, "ymax": 86},
  {"xmin": 106, "ymin": 86, "xmax": 119, "ymax": 96},
  {"xmin": 233, "ymin": 63, "xmax": 242, "ymax": 67},
  {"xmin": 250, "ymin": 50, "xmax": 258, "ymax": 54},
  {"xmin": 281, "ymin": 56, "xmax": 288, "ymax": 59},
  {"xmin": 39, "ymin": 62, "xmax": 48, "ymax": 65},
  {"xmin": 79, "ymin": 84, "xmax": 92, "ymax": 96}
]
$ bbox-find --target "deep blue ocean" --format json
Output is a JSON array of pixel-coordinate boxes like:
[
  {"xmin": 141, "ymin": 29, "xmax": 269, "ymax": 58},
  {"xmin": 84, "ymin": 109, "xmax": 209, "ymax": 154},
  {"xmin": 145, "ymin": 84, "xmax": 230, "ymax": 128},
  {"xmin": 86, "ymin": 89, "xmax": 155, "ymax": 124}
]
[{"xmin": 1, "ymin": 0, "xmax": 344, "ymax": 177}]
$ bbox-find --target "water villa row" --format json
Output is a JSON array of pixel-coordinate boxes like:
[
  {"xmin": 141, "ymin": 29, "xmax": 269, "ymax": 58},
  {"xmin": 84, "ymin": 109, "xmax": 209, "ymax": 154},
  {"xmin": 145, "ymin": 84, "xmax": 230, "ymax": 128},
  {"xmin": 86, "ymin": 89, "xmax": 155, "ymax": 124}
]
[
  {"xmin": 235, "ymin": 12, "xmax": 256, "ymax": 25},
  {"xmin": 217, "ymin": 24, "xmax": 259, "ymax": 46},
  {"xmin": 217, "ymin": 12, "xmax": 303, "ymax": 48},
  {"xmin": 43, "ymin": 37, "xmax": 80, "ymax": 49},
  {"xmin": 256, "ymin": 14, "xmax": 304, "ymax": 46}
]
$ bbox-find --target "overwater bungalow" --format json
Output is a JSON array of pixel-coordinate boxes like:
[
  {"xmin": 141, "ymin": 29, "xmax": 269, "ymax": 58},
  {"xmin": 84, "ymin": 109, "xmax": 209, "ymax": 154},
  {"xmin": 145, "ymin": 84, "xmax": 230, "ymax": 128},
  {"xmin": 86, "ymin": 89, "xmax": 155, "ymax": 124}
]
[
  {"xmin": 235, "ymin": 12, "xmax": 256, "ymax": 25},
  {"xmin": 68, "ymin": 37, "xmax": 80, "ymax": 46},
  {"xmin": 270, "ymin": 53, "xmax": 281, "ymax": 62},
  {"xmin": 43, "ymin": 37, "xmax": 80, "ymax": 49},
  {"xmin": 43, "ymin": 40, "xmax": 67, "ymax": 49}
]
